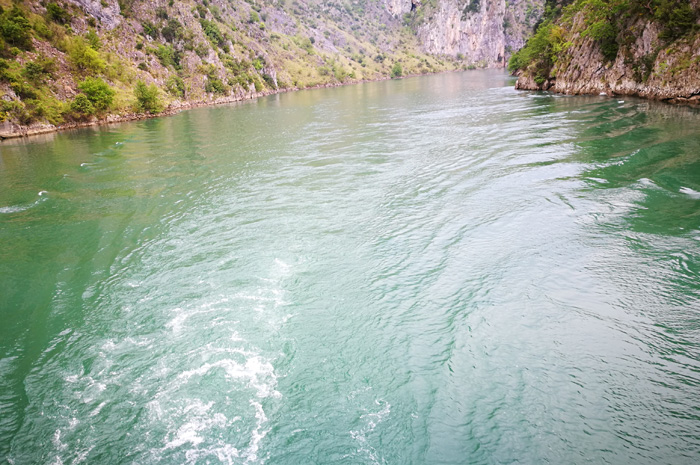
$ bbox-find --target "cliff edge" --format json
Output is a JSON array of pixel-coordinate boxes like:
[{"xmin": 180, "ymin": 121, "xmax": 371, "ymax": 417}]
[{"xmin": 511, "ymin": 0, "xmax": 700, "ymax": 103}]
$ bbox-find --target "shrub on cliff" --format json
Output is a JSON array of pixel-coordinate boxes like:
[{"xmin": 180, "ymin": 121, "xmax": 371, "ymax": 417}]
[
  {"xmin": 166, "ymin": 75, "xmax": 185, "ymax": 98},
  {"xmin": 0, "ymin": 6, "xmax": 33, "ymax": 50},
  {"xmin": 391, "ymin": 62, "xmax": 403, "ymax": 78},
  {"xmin": 161, "ymin": 18, "xmax": 184, "ymax": 42},
  {"xmin": 134, "ymin": 80, "xmax": 163, "ymax": 114},
  {"xmin": 70, "ymin": 94, "xmax": 95, "ymax": 119},
  {"xmin": 650, "ymin": 0, "xmax": 698, "ymax": 40},
  {"xmin": 200, "ymin": 18, "xmax": 224, "ymax": 46},
  {"xmin": 78, "ymin": 77, "xmax": 115, "ymax": 111},
  {"xmin": 67, "ymin": 37, "xmax": 105, "ymax": 74},
  {"xmin": 46, "ymin": 3, "xmax": 70, "ymax": 25},
  {"xmin": 22, "ymin": 58, "xmax": 56, "ymax": 83},
  {"xmin": 508, "ymin": 20, "xmax": 566, "ymax": 83}
]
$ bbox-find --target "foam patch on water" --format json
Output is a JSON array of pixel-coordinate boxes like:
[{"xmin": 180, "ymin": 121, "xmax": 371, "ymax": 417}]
[
  {"xmin": 164, "ymin": 401, "xmax": 228, "ymax": 449},
  {"xmin": 0, "ymin": 191, "xmax": 48, "ymax": 214},
  {"xmin": 244, "ymin": 401, "xmax": 269, "ymax": 463},
  {"xmin": 349, "ymin": 399, "xmax": 391, "ymax": 464},
  {"xmin": 155, "ymin": 396, "xmax": 273, "ymax": 464},
  {"xmin": 166, "ymin": 297, "xmax": 233, "ymax": 334},
  {"xmin": 680, "ymin": 187, "xmax": 700, "ymax": 199},
  {"xmin": 178, "ymin": 357, "xmax": 280, "ymax": 399}
]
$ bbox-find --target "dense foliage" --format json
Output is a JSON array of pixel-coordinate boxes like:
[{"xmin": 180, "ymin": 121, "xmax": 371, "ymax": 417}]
[{"xmin": 134, "ymin": 80, "xmax": 163, "ymax": 114}]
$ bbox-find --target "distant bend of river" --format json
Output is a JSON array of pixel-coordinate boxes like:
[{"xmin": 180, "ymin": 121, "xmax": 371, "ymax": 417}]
[{"xmin": 1, "ymin": 70, "xmax": 700, "ymax": 464}]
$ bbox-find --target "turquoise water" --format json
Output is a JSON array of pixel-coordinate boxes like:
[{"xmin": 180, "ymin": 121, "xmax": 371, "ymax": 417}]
[{"xmin": 1, "ymin": 70, "xmax": 700, "ymax": 464}]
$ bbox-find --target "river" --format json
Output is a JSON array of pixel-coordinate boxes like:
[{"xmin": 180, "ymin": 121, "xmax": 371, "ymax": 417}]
[{"xmin": 1, "ymin": 70, "xmax": 700, "ymax": 464}]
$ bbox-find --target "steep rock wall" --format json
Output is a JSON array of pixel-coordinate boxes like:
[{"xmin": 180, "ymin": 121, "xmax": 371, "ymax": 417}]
[{"xmin": 414, "ymin": 0, "xmax": 544, "ymax": 66}]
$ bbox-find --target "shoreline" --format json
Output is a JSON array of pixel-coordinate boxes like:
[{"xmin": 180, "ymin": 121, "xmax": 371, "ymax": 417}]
[
  {"xmin": 0, "ymin": 75, "xmax": 404, "ymax": 141},
  {"xmin": 515, "ymin": 74, "xmax": 700, "ymax": 106},
  {"xmin": 4, "ymin": 68, "xmax": 697, "ymax": 141}
]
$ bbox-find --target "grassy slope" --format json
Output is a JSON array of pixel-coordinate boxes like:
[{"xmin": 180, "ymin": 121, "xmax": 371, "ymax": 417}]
[{"xmin": 0, "ymin": 0, "xmax": 470, "ymax": 133}]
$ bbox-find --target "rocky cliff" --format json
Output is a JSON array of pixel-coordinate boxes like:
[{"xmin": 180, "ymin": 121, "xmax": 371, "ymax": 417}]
[
  {"xmin": 512, "ymin": 0, "xmax": 700, "ymax": 103},
  {"xmin": 410, "ymin": 0, "xmax": 544, "ymax": 67},
  {"xmin": 0, "ymin": 0, "xmax": 542, "ymax": 137}
]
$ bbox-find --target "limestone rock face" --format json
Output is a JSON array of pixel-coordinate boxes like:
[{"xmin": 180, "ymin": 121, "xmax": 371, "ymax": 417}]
[
  {"xmin": 516, "ymin": 11, "xmax": 700, "ymax": 102},
  {"xmin": 416, "ymin": 0, "xmax": 544, "ymax": 67},
  {"xmin": 385, "ymin": 0, "xmax": 414, "ymax": 16},
  {"xmin": 66, "ymin": 0, "xmax": 122, "ymax": 29}
]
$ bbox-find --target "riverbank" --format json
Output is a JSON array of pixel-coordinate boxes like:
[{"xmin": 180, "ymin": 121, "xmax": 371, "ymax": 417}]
[
  {"xmin": 0, "ymin": 77, "xmax": 395, "ymax": 140},
  {"xmin": 514, "ymin": 73, "xmax": 700, "ymax": 105}
]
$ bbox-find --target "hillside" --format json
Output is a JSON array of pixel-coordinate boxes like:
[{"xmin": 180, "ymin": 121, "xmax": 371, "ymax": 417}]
[
  {"xmin": 510, "ymin": 0, "xmax": 700, "ymax": 103},
  {"xmin": 0, "ymin": 0, "xmax": 543, "ymax": 138}
]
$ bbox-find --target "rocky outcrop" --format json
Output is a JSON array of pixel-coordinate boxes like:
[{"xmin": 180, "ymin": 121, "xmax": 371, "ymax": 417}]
[
  {"xmin": 385, "ymin": 0, "xmax": 414, "ymax": 16},
  {"xmin": 66, "ymin": 0, "xmax": 122, "ymax": 29},
  {"xmin": 515, "ymin": 1, "xmax": 700, "ymax": 103}
]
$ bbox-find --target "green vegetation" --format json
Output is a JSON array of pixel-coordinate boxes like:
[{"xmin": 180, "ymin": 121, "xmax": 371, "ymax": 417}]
[
  {"xmin": 70, "ymin": 93, "xmax": 95, "ymax": 118},
  {"xmin": 464, "ymin": 0, "xmax": 480, "ymax": 16},
  {"xmin": 154, "ymin": 44, "xmax": 181, "ymax": 69},
  {"xmin": 391, "ymin": 62, "xmax": 403, "ymax": 78},
  {"xmin": 46, "ymin": 2, "xmax": 70, "ymax": 24},
  {"xmin": 67, "ymin": 36, "xmax": 105, "ymax": 73},
  {"xmin": 77, "ymin": 77, "xmax": 115, "ymax": 111},
  {"xmin": 200, "ymin": 18, "xmax": 224, "ymax": 46},
  {"xmin": 134, "ymin": 80, "xmax": 163, "ymax": 113},
  {"xmin": 161, "ymin": 18, "xmax": 184, "ymax": 42},
  {"xmin": 166, "ymin": 75, "xmax": 185, "ymax": 98},
  {"xmin": 22, "ymin": 57, "xmax": 55, "ymax": 83},
  {"xmin": 0, "ymin": 6, "xmax": 33, "ymax": 49},
  {"xmin": 508, "ymin": 20, "xmax": 566, "ymax": 83}
]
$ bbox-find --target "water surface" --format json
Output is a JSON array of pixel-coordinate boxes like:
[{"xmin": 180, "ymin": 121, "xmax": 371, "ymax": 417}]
[{"xmin": 1, "ymin": 70, "xmax": 700, "ymax": 464}]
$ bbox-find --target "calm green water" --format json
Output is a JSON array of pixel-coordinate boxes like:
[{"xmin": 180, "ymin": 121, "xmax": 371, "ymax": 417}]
[{"xmin": 1, "ymin": 70, "xmax": 700, "ymax": 464}]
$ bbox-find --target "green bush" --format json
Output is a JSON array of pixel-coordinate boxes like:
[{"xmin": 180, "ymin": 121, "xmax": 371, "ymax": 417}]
[
  {"xmin": 195, "ymin": 4, "xmax": 207, "ymax": 18},
  {"xmin": 204, "ymin": 66, "xmax": 227, "ymax": 94},
  {"xmin": 653, "ymin": 0, "xmax": 698, "ymax": 40},
  {"xmin": 194, "ymin": 41, "xmax": 209, "ymax": 57},
  {"xmin": 11, "ymin": 80, "xmax": 38, "ymax": 99},
  {"xmin": 46, "ymin": 3, "xmax": 70, "ymax": 24},
  {"xmin": 0, "ymin": 6, "xmax": 33, "ymax": 49},
  {"xmin": 67, "ymin": 37, "xmax": 105, "ymax": 73},
  {"xmin": 134, "ymin": 80, "xmax": 163, "ymax": 113},
  {"xmin": 22, "ymin": 58, "xmax": 55, "ymax": 82},
  {"xmin": 154, "ymin": 44, "xmax": 181, "ymax": 69},
  {"xmin": 118, "ymin": 0, "xmax": 136, "ymax": 17},
  {"xmin": 507, "ymin": 20, "xmax": 566, "ymax": 82},
  {"xmin": 463, "ymin": 0, "xmax": 480, "ymax": 16},
  {"xmin": 70, "ymin": 93, "xmax": 95, "ymax": 118},
  {"xmin": 161, "ymin": 18, "xmax": 184, "ymax": 42},
  {"xmin": 391, "ymin": 62, "xmax": 403, "ymax": 78},
  {"xmin": 200, "ymin": 18, "xmax": 224, "ymax": 46},
  {"xmin": 77, "ymin": 77, "xmax": 115, "ymax": 111},
  {"xmin": 155, "ymin": 7, "xmax": 168, "ymax": 20},
  {"xmin": 86, "ymin": 29, "xmax": 101, "ymax": 50},
  {"xmin": 166, "ymin": 75, "xmax": 185, "ymax": 97},
  {"xmin": 142, "ymin": 21, "xmax": 159, "ymax": 39}
]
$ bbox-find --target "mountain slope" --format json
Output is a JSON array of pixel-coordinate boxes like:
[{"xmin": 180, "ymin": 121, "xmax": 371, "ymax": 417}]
[{"xmin": 0, "ymin": 0, "xmax": 543, "ymax": 137}]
